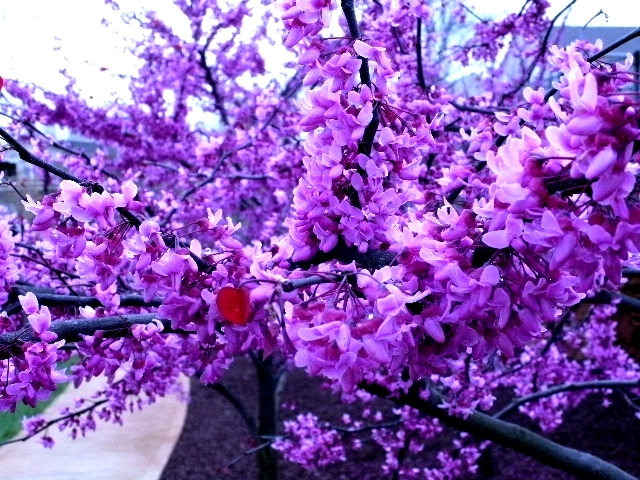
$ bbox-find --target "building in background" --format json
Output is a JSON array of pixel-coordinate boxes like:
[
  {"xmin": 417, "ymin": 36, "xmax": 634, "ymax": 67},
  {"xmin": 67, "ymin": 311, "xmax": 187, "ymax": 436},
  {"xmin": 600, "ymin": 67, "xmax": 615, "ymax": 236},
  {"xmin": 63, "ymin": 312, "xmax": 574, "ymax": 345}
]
[
  {"xmin": 548, "ymin": 26, "xmax": 640, "ymax": 91},
  {"xmin": 0, "ymin": 126, "xmax": 98, "ymax": 213}
]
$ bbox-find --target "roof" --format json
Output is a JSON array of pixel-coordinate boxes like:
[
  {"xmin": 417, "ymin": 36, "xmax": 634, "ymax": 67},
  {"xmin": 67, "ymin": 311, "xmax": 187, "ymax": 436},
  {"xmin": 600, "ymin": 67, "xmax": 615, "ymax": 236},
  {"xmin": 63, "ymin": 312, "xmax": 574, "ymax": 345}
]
[{"xmin": 552, "ymin": 27, "xmax": 640, "ymax": 59}]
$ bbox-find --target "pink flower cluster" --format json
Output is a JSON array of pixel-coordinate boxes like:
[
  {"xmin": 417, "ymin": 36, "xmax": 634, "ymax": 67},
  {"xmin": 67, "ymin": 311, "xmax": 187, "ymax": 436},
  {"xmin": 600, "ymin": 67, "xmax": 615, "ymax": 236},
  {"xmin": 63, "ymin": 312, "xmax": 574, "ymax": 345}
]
[
  {"xmin": 272, "ymin": 413, "xmax": 346, "ymax": 468},
  {"xmin": 283, "ymin": 11, "xmax": 429, "ymax": 262}
]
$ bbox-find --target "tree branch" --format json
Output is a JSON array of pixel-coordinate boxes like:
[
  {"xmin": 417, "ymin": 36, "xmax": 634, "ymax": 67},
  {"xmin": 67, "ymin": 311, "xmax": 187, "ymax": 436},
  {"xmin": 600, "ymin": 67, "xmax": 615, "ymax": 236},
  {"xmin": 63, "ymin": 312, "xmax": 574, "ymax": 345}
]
[
  {"xmin": 3, "ymin": 289, "xmax": 161, "ymax": 317},
  {"xmin": 494, "ymin": 380, "xmax": 640, "ymax": 419},
  {"xmin": 450, "ymin": 101, "xmax": 507, "ymax": 116},
  {"xmin": 358, "ymin": 106, "xmax": 380, "ymax": 157},
  {"xmin": 160, "ymin": 140, "xmax": 253, "ymax": 226},
  {"xmin": 289, "ymin": 238, "xmax": 396, "ymax": 271},
  {"xmin": 198, "ymin": 49, "xmax": 230, "ymax": 126},
  {"xmin": 545, "ymin": 26, "xmax": 640, "ymax": 101},
  {"xmin": 391, "ymin": 26, "xmax": 407, "ymax": 54},
  {"xmin": 281, "ymin": 275, "xmax": 335, "ymax": 293},
  {"xmin": 339, "ymin": 0, "xmax": 380, "ymax": 162},
  {"xmin": 10, "ymin": 253, "xmax": 80, "ymax": 280},
  {"xmin": 539, "ymin": 308, "xmax": 572, "ymax": 356},
  {"xmin": 0, "ymin": 111, "xmax": 121, "ymax": 182},
  {"xmin": 362, "ymin": 382, "xmax": 639, "ymax": 480},
  {"xmin": 209, "ymin": 382, "xmax": 259, "ymax": 438},
  {"xmin": 224, "ymin": 440, "xmax": 276, "ymax": 469},
  {"xmin": 446, "ymin": 27, "xmax": 640, "ymax": 206},
  {"xmin": 0, "ymin": 314, "xmax": 186, "ymax": 359},
  {"xmin": 0, "ymin": 126, "xmax": 141, "ymax": 227},
  {"xmin": 416, "ymin": 18, "xmax": 427, "ymax": 91},
  {"xmin": 0, "ymin": 126, "xmax": 85, "ymax": 184},
  {"xmin": 587, "ymin": 290, "xmax": 640, "ymax": 311},
  {"xmin": 223, "ymin": 173, "xmax": 271, "ymax": 181},
  {"xmin": 0, "ymin": 399, "xmax": 108, "ymax": 448},
  {"xmin": 340, "ymin": 0, "xmax": 371, "ymax": 87},
  {"xmin": 393, "ymin": 428, "xmax": 417, "ymax": 480}
]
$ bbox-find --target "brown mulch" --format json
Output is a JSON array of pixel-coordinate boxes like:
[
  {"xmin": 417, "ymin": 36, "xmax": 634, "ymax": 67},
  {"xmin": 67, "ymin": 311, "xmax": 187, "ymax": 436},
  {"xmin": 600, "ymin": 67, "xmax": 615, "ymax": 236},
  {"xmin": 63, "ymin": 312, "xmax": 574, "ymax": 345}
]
[{"xmin": 161, "ymin": 358, "xmax": 640, "ymax": 480}]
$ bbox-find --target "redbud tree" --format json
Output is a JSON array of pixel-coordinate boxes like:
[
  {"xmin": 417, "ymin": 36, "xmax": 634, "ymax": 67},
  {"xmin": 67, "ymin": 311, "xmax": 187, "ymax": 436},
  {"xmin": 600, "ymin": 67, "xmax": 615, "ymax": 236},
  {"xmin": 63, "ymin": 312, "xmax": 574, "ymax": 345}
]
[{"xmin": 1, "ymin": 0, "xmax": 640, "ymax": 478}]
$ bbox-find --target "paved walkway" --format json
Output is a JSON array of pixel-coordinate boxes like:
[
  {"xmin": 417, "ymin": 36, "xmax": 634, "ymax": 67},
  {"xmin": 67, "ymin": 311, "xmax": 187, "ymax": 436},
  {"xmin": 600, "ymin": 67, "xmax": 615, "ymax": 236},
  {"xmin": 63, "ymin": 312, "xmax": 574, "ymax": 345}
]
[{"xmin": 0, "ymin": 376, "xmax": 190, "ymax": 480}]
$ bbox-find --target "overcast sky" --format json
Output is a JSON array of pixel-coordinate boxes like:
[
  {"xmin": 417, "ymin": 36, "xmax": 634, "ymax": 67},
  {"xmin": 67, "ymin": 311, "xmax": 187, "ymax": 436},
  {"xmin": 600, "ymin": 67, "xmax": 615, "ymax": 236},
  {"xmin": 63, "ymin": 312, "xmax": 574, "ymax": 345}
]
[{"xmin": 0, "ymin": 0, "xmax": 638, "ymax": 102}]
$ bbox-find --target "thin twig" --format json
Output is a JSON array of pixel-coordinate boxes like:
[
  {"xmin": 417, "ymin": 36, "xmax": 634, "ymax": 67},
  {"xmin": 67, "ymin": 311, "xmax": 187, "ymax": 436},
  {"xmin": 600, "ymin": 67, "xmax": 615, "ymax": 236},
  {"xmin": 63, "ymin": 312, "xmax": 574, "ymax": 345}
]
[
  {"xmin": 449, "ymin": 101, "xmax": 507, "ymax": 115},
  {"xmin": 198, "ymin": 49, "xmax": 230, "ymax": 126},
  {"xmin": 494, "ymin": 380, "xmax": 640, "ymax": 419},
  {"xmin": 545, "ymin": 26, "xmax": 640, "ymax": 101},
  {"xmin": 0, "ymin": 398, "xmax": 109, "ymax": 448},
  {"xmin": 209, "ymin": 382, "xmax": 258, "ymax": 437},
  {"xmin": 224, "ymin": 440, "xmax": 276, "ymax": 469}
]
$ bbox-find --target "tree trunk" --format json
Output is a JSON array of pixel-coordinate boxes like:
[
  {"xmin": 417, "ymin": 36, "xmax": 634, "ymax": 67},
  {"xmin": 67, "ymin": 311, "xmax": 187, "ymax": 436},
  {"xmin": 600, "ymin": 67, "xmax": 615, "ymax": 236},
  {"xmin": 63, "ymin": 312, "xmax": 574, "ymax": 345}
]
[{"xmin": 255, "ymin": 354, "xmax": 286, "ymax": 480}]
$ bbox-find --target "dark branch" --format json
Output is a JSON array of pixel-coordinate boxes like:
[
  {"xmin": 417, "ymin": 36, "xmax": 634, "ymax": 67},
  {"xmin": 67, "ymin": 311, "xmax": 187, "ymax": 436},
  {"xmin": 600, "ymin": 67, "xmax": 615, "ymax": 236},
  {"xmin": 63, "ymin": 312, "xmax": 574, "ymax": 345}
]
[
  {"xmin": 198, "ymin": 49, "xmax": 230, "ymax": 126},
  {"xmin": 0, "ymin": 126, "xmax": 85, "ymax": 184},
  {"xmin": 0, "ymin": 112, "xmax": 121, "ymax": 182},
  {"xmin": 210, "ymin": 382, "xmax": 259, "ymax": 438},
  {"xmin": 0, "ymin": 314, "xmax": 185, "ymax": 359},
  {"xmin": 289, "ymin": 238, "xmax": 396, "ymax": 271},
  {"xmin": 539, "ymin": 308, "xmax": 572, "ymax": 356},
  {"xmin": 362, "ymin": 382, "xmax": 638, "ymax": 480},
  {"xmin": 587, "ymin": 290, "xmax": 640, "ymax": 311},
  {"xmin": 459, "ymin": 3, "xmax": 486, "ymax": 23},
  {"xmin": 223, "ymin": 173, "xmax": 271, "ymax": 181},
  {"xmin": 450, "ymin": 101, "xmax": 505, "ymax": 116},
  {"xmin": 10, "ymin": 253, "xmax": 79, "ymax": 280},
  {"xmin": 393, "ymin": 428, "xmax": 417, "ymax": 480},
  {"xmin": 160, "ymin": 140, "xmax": 253, "ymax": 226},
  {"xmin": 583, "ymin": 9, "xmax": 608, "ymax": 30},
  {"xmin": 416, "ymin": 18, "xmax": 427, "ymax": 91},
  {"xmin": 0, "ymin": 399, "xmax": 108, "ymax": 448},
  {"xmin": 358, "ymin": 105, "xmax": 380, "ymax": 157},
  {"xmin": 333, "ymin": 419, "xmax": 402, "ymax": 435},
  {"xmin": 340, "ymin": 0, "xmax": 372, "ymax": 87},
  {"xmin": 447, "ymin": 26, "xmax": 640, "ymax": 205},
  {"xmin": 4, "ymin": 289, "xmax": 161, "ymax": 316},
  {"xmin": 224, "ymin": 440, "xmax": 276, "ymax": 469},
  {"xmin": 445, "ymin": 160, "xmax": 486, "ymax": 204},
  {"xmin": 391, "ymin": 26, "xmax": 407, "ymax": 54},
  {"xmin": 0, "ymin": 126, "xmax": 141, "ymax": 228},
  {"xmin": 282, "ymin": 275, "xmax": 335, "ymax": 293},
  {"xmin": 494, "ymin": 380, "xmax": 640, "ymax": 419}
]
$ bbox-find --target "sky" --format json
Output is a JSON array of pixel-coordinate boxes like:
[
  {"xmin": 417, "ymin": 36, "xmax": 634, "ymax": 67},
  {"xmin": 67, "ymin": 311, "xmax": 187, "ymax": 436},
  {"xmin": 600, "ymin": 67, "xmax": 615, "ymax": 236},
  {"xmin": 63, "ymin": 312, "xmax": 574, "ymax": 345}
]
[{"xmin": 0, "ymin": 0, "xmax": 639, "ymax": 103}]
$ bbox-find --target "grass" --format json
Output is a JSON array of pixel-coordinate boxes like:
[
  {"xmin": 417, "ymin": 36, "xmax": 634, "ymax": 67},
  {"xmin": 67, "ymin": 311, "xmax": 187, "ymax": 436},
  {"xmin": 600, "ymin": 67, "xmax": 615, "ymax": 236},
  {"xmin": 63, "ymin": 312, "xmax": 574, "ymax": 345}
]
[{"xmin": 0, "ymin": 361, "xmax": 74, "ymax": 443}]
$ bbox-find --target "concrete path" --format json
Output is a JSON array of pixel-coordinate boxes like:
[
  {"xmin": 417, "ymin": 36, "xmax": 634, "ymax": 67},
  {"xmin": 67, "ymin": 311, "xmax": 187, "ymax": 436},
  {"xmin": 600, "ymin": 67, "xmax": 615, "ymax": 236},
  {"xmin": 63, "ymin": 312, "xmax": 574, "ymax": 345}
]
[{"xmin": 0, "ymin": 376, "xmax": 190, "ymax": 480}]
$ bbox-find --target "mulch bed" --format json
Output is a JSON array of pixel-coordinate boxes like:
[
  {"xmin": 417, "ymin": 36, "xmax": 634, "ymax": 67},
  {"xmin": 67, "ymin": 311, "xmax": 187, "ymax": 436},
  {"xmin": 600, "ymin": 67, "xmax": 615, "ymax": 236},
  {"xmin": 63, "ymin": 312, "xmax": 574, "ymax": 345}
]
[{"xmin": 161, "ymin": 358, "xmax": 640, "ymax": 480}]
